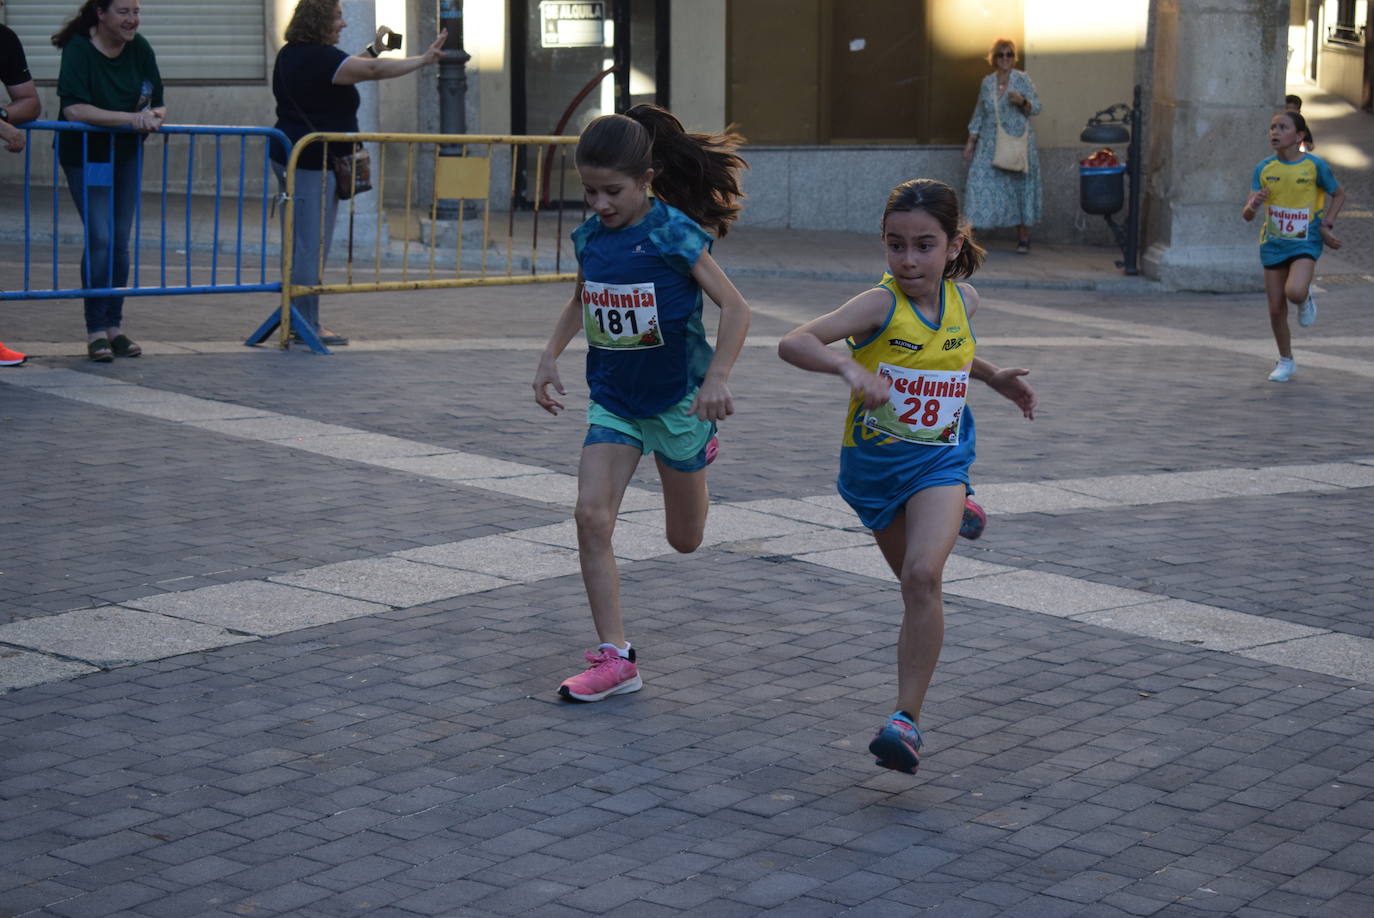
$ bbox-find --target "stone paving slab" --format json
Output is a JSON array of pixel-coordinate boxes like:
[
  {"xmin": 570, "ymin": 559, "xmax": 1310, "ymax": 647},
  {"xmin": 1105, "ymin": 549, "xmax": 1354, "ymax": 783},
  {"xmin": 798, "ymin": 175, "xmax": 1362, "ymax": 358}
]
[
  {"xmin": 396, "ymin": 535, "xmax": 584, "ymax": 583},
  {"xmin": 369, "ymin": 452, "xmax": 550, "ymax": 480},
  {"xmin": 943, "ymin": 570, "xmax": 1165, "ymax": 617},
  {"xmin": 1278, "ymin": 461, "xmax": 1374, "ymax": 488},
  {"xmin": 270, "ymin": 558, "xmax": 513, "ymax": 607},
  {"xmin": 967, "ymin": 482, "xmax": 1115, "ymax": 514},
  {"xmin": 0, "ymin": 647, "xmax": 100, "ymax": 692},
  {"xmin": 120, "ymin": 581, "xmax": 392, "ymax": 636},
  {"xmin": 510, "ymin": 518, "xmax": 675, "ymax": 561},
  {"xmin": 459, "ymin": 472, "xmax": 663, "ymax": 511},
  {"xmin": 1075, "ymin": 599, "xmax": 1326, "ymax": 653},
  {"xmin": 0, "ymin": 607, "xmax": 254, "ymax": 667},
  {"xmin": 184, "ymin": 416, "xmax": 366, "ymax": 440},
  {"xmin": 1238, "ymin": 632, "xmax": 1374, "ymax": 683},
  {"xmin": 50, "ymin": 386, "xmax": 275, "ymax": 422},
  {"xmin": 268, "ymin": 432, "xmax": 455, "ymax": 461},
  {"xmin": 621, "ymin": 504, "xmax": 824, "ymax": 547}
]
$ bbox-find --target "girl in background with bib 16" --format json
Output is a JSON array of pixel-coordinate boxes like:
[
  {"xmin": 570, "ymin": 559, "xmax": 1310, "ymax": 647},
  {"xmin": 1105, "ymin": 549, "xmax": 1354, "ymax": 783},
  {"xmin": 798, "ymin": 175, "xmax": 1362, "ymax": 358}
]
[
  {"xmin": 778, "ymin": 179, "xmax": 1036, "ymax": 775},
  {"xmin": 533, "ymin": 105, "xmax": 751, "ymax": 703},
  {"xmin": 1242, "ymin": 110, "xmax": 1344, "ymax": 383}
]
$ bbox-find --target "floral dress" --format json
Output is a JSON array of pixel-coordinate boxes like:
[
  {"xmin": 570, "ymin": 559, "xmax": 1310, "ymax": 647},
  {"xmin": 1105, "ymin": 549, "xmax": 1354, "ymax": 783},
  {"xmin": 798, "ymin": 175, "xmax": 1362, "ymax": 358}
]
[{"xmin": 964, "ymin": 69, "xmax": 1043, "ymax": 229}]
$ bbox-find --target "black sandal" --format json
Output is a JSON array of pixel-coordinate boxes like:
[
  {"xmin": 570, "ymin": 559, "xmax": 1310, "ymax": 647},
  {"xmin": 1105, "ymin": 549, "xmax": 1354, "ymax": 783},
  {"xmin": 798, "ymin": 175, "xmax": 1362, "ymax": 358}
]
[
  {"xmin": 87, "ymin": 338, "xmax": 113, "ymax": 362},
  {"xmin": 1015, "ymin": 240, "xmax": 1030, "ymax": 254}
]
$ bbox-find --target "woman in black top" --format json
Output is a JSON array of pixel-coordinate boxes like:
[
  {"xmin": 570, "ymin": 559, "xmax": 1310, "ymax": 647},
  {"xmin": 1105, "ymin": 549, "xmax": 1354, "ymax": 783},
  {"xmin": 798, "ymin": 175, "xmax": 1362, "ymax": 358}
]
[
  {"xmin": 1, "ymin": 8, "xmax": 41, "ymax": 367},
  {"xmin": 272, "ymin": 0, "xmax": 445, "ymax": 346}
]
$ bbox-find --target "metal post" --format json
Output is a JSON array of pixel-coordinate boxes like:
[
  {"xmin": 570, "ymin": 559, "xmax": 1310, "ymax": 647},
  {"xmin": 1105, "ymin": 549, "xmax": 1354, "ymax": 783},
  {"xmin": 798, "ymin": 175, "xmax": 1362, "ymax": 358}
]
[
  {"xmin": 1124, "ymin": 84, "xmax": 1143, "ymax": 276},
  {"xmin": 436, "ymin": 0, "xmax": 470, "ymax": 220},
  {"xmin": 612, "ymin": 0, "xmax": 631, "ymax": 112}
]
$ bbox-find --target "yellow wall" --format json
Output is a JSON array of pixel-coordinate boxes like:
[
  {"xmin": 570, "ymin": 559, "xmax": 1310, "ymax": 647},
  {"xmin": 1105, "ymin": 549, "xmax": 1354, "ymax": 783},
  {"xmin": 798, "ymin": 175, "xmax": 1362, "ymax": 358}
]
[
  {"xmin": 672, "ymin": 0, "xmax": 727, "ymax": 133},
  {"xmin": 1024, "ymin": 0, "xmax": 1150, "ymax": 147}
]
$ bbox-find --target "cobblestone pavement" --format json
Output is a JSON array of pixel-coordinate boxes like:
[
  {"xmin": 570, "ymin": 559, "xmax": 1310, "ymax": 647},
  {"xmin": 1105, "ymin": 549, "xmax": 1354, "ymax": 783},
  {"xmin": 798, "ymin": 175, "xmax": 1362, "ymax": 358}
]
[{"xmin": 3, "ymin": 254, "xmax": 1373, "ymax": 917}]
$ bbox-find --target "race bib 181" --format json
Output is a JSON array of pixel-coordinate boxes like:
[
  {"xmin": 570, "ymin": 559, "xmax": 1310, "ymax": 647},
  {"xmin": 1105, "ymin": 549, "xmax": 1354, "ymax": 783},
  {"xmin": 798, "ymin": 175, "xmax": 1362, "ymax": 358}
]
[
  {"xmin": 862, "ymin": 363, "xmax": 968, "ymax": 446},
  {"xmin": 1267, "ymin": 205, "xmax": 1310, "ymax": 240},
  {"xmin": 582, "ymin": 280, "xmax": 663, "ymax": 350}
]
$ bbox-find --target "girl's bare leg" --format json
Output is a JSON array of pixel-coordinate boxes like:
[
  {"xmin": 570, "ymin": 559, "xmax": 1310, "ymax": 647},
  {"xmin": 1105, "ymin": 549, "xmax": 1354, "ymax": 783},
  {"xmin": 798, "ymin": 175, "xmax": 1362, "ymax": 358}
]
[
  {"xmin": 655, "ymin": 456, "xmax": 710, "ymax": 554},
  {"xmin": 1264, "ymin": 266, "xmax": 1292, "ymax": 358},
  {"xmin": 1283, "ymin": 257, "xmax": 1316, "ymax": 305},
  {"xmin": 872, "ymin": 484, "xmax": 965, "ymax": 721},
  {"xmin": 575, "ymin": 442, "xmax": 643, "ymax": 647}
]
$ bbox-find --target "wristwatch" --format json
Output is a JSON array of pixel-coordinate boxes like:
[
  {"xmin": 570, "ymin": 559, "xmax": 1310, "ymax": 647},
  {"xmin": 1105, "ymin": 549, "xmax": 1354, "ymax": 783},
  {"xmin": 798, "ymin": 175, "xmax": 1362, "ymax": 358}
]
[
  {"xmin": 364, "ymin": 44, "xmax": 378, "ymax": 57},
  {"xmin": 0, "ymin": 108, "xmax": 9, "ymax": 123}
]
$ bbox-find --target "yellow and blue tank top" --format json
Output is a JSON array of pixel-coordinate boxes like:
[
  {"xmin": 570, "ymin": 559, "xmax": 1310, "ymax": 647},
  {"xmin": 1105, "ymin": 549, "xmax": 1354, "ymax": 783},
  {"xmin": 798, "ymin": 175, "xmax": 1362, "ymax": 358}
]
[
  {"xmin": 842, "ymin": 276, "xmax": 977, "ymax": 447},
  {"xmin": 1250, "ymin": 153, "xmax": 1340, "ymax": 267},
  {"xmin": 836, "ymin": 276, "xmax": 979, "ymax": 531}
]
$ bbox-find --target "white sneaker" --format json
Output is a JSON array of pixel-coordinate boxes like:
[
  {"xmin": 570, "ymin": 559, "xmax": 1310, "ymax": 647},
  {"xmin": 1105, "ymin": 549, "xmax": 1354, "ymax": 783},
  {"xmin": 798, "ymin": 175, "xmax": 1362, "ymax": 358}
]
[
  {"xmin": 1267, "ymin": 357, "xmax": 1295, "ymax": 382},
  {"xmin": 1298, "ymin": 292, "xmax": 1317, "ymax": 327}
]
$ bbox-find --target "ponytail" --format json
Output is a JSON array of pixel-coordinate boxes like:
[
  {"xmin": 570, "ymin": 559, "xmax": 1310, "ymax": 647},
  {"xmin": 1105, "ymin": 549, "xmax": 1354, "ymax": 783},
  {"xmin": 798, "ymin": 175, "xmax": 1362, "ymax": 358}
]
[
  {"xmin": 53, "ymin": 0, "xmax": 111, "ymax": 48},
  {"xmin": 576, "ymin": 104, "xmax": 748, "ymax": 238},
  {"xmin": 947, "ymin": 223, "xmax": 987, "ymax": 280}
]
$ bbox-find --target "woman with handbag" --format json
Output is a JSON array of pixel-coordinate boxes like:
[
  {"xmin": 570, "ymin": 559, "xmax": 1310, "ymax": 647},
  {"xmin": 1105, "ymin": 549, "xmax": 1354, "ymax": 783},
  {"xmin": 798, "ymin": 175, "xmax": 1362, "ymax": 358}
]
[
  {"xmin": 271, "ymin": 0, "xmax": 445, "ymax": 346},
  {"xmin": 961, "ymin": 38, "xmax": 1042, "ymax": 255}
]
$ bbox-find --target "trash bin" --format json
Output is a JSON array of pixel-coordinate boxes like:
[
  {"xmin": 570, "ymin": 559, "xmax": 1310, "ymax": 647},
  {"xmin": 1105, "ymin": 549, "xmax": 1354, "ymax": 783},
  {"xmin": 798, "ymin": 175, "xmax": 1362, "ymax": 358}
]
[{"xmin": 1080, "ymin": 164, "xmax": 1126, "ymax": 216}]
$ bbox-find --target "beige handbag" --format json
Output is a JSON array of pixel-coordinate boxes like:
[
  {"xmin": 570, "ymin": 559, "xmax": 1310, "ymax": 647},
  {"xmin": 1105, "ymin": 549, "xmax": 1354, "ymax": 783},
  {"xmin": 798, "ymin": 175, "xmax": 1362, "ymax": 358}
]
[{"xmin": 991, "ymin": 89, "xmax": 1029, "ymax": 173}]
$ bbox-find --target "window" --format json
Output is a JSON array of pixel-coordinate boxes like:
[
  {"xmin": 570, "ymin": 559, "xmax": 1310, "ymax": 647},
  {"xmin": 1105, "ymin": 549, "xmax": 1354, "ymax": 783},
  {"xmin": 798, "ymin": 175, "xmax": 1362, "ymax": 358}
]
[
  {"xmin": 727, "ymin": 0, "xmax": 1024, "ymax": 145},
  {"xmin": 4, "ymin": 0, "xmax": 266, "ymax": 83},
  {"xmin": 1328, "ymin": 0, "xmax": 1366, "ymax": 44}
]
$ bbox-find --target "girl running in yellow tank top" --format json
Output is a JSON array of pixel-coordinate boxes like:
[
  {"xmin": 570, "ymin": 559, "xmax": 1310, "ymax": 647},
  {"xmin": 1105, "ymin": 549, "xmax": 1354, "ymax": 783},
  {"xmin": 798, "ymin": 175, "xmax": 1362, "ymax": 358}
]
[
  {"xmin": 778, "ymin": 179, "xmax": 1037, "ymax": 775},
  {"xmin": 1242, "ymin": 109, "xmax": 1344, "ymax": 383}
]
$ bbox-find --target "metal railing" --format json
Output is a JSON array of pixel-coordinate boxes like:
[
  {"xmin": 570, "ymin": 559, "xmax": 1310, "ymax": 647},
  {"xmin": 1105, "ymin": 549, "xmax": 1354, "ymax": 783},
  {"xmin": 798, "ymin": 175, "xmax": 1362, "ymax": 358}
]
[
  {"xmin": 252, "ymin": 131, "xmax": 581, "ymax": 353},
  {"xmin": 0, "ymin": 121, "xmax": 289, "ymax": 301}
]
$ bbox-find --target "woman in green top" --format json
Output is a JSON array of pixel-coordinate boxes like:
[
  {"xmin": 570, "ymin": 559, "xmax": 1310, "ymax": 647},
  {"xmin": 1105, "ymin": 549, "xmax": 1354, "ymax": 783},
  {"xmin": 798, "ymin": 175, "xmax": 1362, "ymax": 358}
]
[{"xmin": 53, "ymin": 0, "xmax": 165, "ymax": 362}]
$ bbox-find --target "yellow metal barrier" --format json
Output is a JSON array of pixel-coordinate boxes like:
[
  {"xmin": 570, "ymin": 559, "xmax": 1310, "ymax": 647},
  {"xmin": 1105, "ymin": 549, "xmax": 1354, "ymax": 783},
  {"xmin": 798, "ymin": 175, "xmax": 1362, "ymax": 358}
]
[{"xmin": 274, "ymin": 132, "xmax": 581, "ymax": 350}]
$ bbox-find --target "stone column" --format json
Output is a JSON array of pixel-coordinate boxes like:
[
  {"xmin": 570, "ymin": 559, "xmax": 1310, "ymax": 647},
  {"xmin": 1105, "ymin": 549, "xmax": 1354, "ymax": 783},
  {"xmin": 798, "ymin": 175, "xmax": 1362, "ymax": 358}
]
[
  {"xmin": 334, "ymin": 0, "xmax": 387, "ymax": 249},
  {"xmin": 1141, "ymin": 0, "xmax": 1289, "ymax": 291}
]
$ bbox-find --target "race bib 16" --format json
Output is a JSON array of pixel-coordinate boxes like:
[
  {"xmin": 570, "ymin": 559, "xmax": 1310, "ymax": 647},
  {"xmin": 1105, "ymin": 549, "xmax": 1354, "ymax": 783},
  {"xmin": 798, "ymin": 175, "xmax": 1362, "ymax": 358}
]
[{"xmin": 1267, "ymin": 205, "xmax": 1310, "ymax": 240}]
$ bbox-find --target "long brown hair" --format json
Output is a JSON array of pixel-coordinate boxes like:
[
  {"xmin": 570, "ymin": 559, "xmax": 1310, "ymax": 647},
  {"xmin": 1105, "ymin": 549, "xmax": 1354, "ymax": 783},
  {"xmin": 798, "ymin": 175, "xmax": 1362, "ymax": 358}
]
[
  {"xmin": 52, "ymin": 0, "xmax": 114, "ymax": 48},
  {"xmin": 882, "ymin": 179, "xmax": 986, "ymax": 280},
  {"xmin": 576, "ymin": 105, "xmax": 747, "ymax": 238}
]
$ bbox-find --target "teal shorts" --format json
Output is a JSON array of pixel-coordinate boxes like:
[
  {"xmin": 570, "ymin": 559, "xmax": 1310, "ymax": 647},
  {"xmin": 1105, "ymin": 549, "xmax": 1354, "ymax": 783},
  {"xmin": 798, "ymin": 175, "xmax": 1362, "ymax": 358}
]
[{"xmin": 585, "ymin": 389, "xmax": 716, "ymax": 473}]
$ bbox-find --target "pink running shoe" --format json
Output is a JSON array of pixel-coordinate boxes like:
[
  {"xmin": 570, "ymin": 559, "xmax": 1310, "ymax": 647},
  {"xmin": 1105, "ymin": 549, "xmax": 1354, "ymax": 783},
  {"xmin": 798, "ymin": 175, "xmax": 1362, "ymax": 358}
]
[
  {"xmin": 959, "ymin": 497, "xmax": 986, "ymax": 540},
  {"xmin": 704, "ymin": 435, "xmax": 719, "ymax": 467},
  {"xmin": 0, "ymin": 341, "xmax": 26, "ymax": 367},
  {"xmin": 558, "ymin": 645, "xmax": 642, "ymax": 702}
]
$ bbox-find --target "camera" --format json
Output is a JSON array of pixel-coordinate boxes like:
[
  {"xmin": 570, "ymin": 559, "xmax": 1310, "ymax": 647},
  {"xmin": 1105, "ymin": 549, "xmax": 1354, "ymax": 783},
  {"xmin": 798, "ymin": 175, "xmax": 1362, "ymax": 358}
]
[{"xmin": 385, "ymin": 31, "xmax": 403, "ymax": 50}]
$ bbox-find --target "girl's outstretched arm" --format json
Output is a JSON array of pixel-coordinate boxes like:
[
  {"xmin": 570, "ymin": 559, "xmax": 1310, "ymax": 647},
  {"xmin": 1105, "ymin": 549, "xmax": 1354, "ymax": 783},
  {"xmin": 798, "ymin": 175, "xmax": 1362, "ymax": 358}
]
[
  {"xmin": 778, "ymin": 289, "xmax": 892, "ymax": 410},
  {"xmin": 690, "ymin": 252, "xmax": 751, "ymax": 422},
  {"xmin": 533, "ymin": 271, "xmax": 585, "ymax": 416},
  {"xmin": 970, "ymin": 356, "xmax": 1036, "ymax": 420}
]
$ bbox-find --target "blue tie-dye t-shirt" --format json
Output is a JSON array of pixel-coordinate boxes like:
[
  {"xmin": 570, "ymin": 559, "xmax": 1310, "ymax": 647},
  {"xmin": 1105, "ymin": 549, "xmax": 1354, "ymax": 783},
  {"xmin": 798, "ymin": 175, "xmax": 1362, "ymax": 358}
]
[{"xmin": 571, "ymin": 198, "xmax": 714, "ymax": 418}]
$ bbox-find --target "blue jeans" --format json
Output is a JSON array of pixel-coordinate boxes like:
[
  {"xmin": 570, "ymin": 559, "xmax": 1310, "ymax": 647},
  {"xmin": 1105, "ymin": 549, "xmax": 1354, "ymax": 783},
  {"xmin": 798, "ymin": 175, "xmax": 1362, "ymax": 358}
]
[
  {"xmin": 63, "ymin": 156, "xmax": 141, "ymax": 334},
  {"xmin": 272, "ymin": 161, "xmax": 339, "ymax": 332}
]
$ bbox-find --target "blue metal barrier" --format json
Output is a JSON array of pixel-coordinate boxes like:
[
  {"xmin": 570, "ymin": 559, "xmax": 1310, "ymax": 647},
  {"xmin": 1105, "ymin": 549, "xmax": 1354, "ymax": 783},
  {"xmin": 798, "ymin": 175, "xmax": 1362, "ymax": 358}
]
[{"xmin": 1, "ymin": 121, "xmax": 291, "ymax": 302}]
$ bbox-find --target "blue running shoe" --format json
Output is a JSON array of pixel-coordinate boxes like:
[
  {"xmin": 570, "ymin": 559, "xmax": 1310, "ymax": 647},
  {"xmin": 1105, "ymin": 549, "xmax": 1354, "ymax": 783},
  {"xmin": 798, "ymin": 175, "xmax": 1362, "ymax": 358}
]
[
  {"xmin": 869, "ymin": 713, "xmax": 922, "ymax": 774},
  {"xmin": 959, "ymin": 497, "xmax": 986, "ymax": 540}
]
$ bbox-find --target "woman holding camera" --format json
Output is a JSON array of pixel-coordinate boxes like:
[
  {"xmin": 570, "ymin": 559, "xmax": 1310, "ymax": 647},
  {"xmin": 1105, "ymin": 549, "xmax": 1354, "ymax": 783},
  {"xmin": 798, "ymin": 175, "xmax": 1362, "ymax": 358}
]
[{"xmin": 272, "ymin": 0, "xmax": 445, "ymax": 346}]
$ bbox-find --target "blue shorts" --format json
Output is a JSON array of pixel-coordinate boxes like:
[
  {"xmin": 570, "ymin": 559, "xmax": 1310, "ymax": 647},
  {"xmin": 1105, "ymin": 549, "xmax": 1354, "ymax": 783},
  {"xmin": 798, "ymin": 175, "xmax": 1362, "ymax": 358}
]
[{"xmin": 584, "ymin": 390, "xmax": 716, "ymax": 473}]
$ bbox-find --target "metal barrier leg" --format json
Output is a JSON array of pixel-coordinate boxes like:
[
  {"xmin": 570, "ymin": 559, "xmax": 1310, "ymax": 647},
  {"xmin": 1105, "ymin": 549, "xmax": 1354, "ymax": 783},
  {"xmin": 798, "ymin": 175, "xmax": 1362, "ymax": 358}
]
[{"xmin": 244, "ymin": 305, "xmax": 332, "ymax": 354}]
